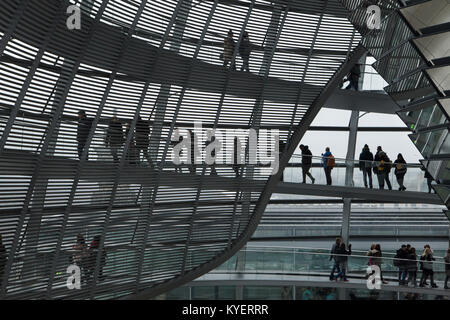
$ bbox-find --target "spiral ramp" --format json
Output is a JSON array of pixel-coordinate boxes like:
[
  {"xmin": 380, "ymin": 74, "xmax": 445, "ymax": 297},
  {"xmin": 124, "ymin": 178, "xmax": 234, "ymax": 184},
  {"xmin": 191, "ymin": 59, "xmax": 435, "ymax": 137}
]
[
  {"xmin": 0, "ymin": 0, "xmax": 366, "ymax": 299},
  {"xmin": 338, "ymin": 0, "xmax": 450, "ymax": 213}
]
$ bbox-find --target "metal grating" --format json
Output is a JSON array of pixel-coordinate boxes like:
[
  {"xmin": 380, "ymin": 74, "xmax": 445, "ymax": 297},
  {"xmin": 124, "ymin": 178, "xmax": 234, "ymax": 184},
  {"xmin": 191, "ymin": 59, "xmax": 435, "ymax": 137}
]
[{"xmin": 0, "ymin": 0, "xmax": 361, "ymax": 299}]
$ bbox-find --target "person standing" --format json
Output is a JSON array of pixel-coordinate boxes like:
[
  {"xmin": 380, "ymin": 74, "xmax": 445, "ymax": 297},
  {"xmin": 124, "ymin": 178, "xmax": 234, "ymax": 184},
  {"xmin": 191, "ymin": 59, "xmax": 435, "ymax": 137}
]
[
  {"xmin": 394, "ymin": 153, "xmax": 407, "ymax": 191},
  {"xmin": 419, "ymin": 245, "xmax": 438, "ymax": 288},
  {"xmin": 105, "ymin": 116, "xmax": 124, "ymax": 164},
  {"xmin": 322, "ymin": 147, "xmax": 334, "ymax": 186},
  {"xmin": 136, "ymin": 116, "xmax": 150, "ymax": 164},
  {"xmin": 299, "ymin": 144, "xmax": 315, "ymax": 184},
  {"xmin": 359, "ymin": 144, "xmax": 373, "ymax": 188},
  {"xmin": 394, "ymin": 244, "xmax": 409, "ymax": 285},
  {"xmin": 444, "ymin": 248, "xmax": 450, "ymax": 289},
  {"xmin": 329, "ymin": 237, "xmax": 342, "ymax": 280},
  {"xmin": 239, "ymin": 31, "xmax": 251, "ymax": 72},
  {"xmin": 374, "ymin": 146, "xmax": 392, "ymax": 190},
  {"xmin": 335, "ymin": 243, "xmax": 352, "ymax": 282},
  {"xmin": 223, "ymin": 29, "xmax": 236, "ymax": 70},
  {"xmin": 77, "ymin": 110, "xmax": 93, "ymax": 160},
  {"xmin": 407, "ymin": 247, "xmax": 418, "ymax": 287}
]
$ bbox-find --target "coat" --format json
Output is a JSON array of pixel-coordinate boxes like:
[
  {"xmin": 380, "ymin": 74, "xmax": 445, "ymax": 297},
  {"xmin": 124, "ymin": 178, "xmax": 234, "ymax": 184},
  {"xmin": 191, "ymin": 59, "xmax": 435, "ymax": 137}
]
[
  {"xmin": 420, "ymin": 253, "xmax": 435, "ymax": 271},
  {"xmin": 223, "ymin": 37, "xmax": 235, "ymax": 60},
  {"xmin": 239, "ymin": 37, "xmax": 251, "ymax": 58},
  {"xmin": 394, "ymin": 159, "xmax": 407, "ymax": 178},
  {"xmin": 106, "ymin": 120, "xmax": 124, "ymax": 147},
  {"xmin": 322, "ymin": 151, "xmax": 332, "ymax": 169},
  {"xmin": 406, "ymin": 253, "xmax": 417, "ymax": 272},
  {"xmin": 359, "ymin": 147, "xmax": 373, "ymax": 170},
  {"xmin": 77, "ymin": 117, "xmax": 93, "ymax": 143},
  {"xmin": 301, "ymin": 146, "xmax": 312, "ymax": 167},
  {"xmin": 135, "ymin": 119, "xmax": 150, "ymax": 148},
  {"xmin": 367, "ymin": 249, "xmax": 382, "ymax": 266}
]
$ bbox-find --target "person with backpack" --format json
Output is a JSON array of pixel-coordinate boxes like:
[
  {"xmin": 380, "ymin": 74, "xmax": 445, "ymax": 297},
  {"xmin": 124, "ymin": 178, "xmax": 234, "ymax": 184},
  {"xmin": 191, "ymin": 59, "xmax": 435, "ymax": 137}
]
[
  {"xmin": 394, "ymin": 153, "xmax": 407, "ymax": 191},
  {"xmin": 299, "ymin": 144, "xmax": 315, "ymax": 184},
  {"xmin": 223, "ymin": 29, "xmax": 236, "ymax": 70},
  {"xmin": 419, "ymin": 245, "xmax": 438, "ymax": 288},
  {"xmin": 359, "ymin": 144, "xmax": 373, "ymax": 188},
  {"xmin": 105, "ymin": 116, "xmax": 124, "ymax": 164},
  {"xmin": 239, "ymin": 31, "xmax": 251, "ymax": 72},
  {"xmin": 394, "ymin": 244, "xmax": 409, "ymax": 285},
  {"xmin": 374, "ymin": 146, "xmax": 392, "ymax": 190},
  {"xmin": 322, "ymin": 147, "xmax": 334, "ymax": 185}
]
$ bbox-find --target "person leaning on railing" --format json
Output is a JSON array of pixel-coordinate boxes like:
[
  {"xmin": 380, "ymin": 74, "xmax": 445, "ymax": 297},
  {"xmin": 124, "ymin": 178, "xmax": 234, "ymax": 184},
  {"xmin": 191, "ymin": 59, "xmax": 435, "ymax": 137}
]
[
  {"xmin": 359, "ymin": 144, "xmax": 373, "ymax": 189},
  {"xmin": 419, "ymin": 245, "xmax": 438, "ymax": 288}
]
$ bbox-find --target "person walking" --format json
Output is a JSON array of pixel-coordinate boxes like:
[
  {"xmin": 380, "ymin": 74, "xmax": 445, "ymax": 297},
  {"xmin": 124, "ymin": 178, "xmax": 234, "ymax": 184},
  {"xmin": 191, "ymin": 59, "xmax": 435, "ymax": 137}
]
[
  {"xmin": 394, "ymin": 153, "xmax": 407, "ymax": 191},
  {"xmin": 136, "ymin": 116, "xmax": 150, "ymax": 164},
  {"xmin": 419, "ymin": 245, "xmax": 438, "ymax": 288},
  {"xmin": 329, "ymin": 237, "xmax": 342, "ymax": 281},
  {"xmin": 423, "ymin": 167, "xmax": 435, "ymax": 193},
  {"xmin": 239, "ymin": 31, "xmax": 251, "ymax": 72},
  {"xmin": 223, "ymin": 30, "xmax": 236, "ymax": 70},
  {"xmin": 105, "ymin": 116, "xmax": 124, "ymax": 164},
  {"xmin": 374, "ymin": 146, "xmax": 392, "ymax": 190},
  {"xmin": 359, "ymin": 144, "xmax": 373, "ymax": 188},
  {"xmin": 335, "ymin": 243, "xmax": 352, "ymax": 281},
  {"xmin": 77, "ymin": 110, "xmax": 93, "ymax": 160},
  {"xmin": 407, "ymin": 247, "xmax": 418, "ymax": 287},
  {"xmin": 394, "ymin": 244, "xmax": 409, "ymax": 285},
  {"xmin": 444, "ymin": 248, "xmax": 450, "ymax": 289},
  {"xmin": 299, "ymin": 144, "xmax": 315, "ymax": 184},
  {"xmin": 345, "ymin": 63, "xmax": 361, "ymax": 91},
  {"xmin": 322, "ymin": 147, "xmax": 334, "ymax": 186}
]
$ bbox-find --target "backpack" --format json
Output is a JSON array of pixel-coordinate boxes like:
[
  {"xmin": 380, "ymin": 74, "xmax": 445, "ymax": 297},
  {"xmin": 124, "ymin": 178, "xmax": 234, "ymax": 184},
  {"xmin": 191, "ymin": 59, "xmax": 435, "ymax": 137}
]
[{"xmin": 327, "ymin": 155, "xmax": 335, "ymax": 169}]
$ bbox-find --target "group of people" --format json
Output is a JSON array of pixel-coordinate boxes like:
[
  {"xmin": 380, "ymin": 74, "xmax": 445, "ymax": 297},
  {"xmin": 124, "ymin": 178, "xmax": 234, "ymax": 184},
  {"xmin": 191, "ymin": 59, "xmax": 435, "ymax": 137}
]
[
  {"xmin": 223, "ymin": 29, "xmax": 252, "ymax": 72},
  {"xmin": 77, "ymin": 110, "xmax": 151, "ymax": 165},
  {"xmin": 329, "ymin": 237, "xmax": 450, "ymax": 289},
  {"xmin": 72, "ymin": 234, "xmax": 107, "ymax": 283},
  {"xmin": 393, "ymin": 244, "xmax": 450, "ymax": 288},
  {"xmin": 299, "ymin": 144, "xmax": 436, "ymax": 192}
]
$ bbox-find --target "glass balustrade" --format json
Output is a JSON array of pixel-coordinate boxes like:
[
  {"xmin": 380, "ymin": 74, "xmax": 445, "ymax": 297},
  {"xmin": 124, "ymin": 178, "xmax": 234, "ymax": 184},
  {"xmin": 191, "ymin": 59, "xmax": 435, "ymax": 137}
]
[{"xmin": 284, "ymin": 155, "xmax": 433, "ymax": 193}]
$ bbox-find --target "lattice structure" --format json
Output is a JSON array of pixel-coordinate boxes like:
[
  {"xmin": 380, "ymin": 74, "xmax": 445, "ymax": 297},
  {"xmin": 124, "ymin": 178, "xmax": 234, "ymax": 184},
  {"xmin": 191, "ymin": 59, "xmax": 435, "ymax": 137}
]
[
  {"xmin": 0, "ymin": 0, "xmax": 361, "ymax": 299},
  {"xmin": 338, "ymin": 0, "xmax": 450, "ymax": 209}
]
